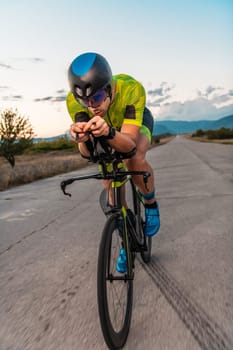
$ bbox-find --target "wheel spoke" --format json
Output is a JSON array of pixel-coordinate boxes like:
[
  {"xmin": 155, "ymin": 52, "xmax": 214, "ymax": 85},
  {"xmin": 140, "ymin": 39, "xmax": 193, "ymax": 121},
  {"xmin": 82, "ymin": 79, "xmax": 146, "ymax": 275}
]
[
  {"xmin": 106, "ymin": 227, "xmax": 129, "ymax": 331},
  {"xmin": 97, "ymin": 215, "xmax": 133, "ymax": 348}
]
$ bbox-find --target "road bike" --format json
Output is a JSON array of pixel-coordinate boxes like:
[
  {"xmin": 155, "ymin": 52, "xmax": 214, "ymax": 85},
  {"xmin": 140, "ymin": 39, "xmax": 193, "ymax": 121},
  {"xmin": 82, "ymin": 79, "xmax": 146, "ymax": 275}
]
[{"xmin": 60, "ymin": 138, "xmax": 152, "ymax": 349}]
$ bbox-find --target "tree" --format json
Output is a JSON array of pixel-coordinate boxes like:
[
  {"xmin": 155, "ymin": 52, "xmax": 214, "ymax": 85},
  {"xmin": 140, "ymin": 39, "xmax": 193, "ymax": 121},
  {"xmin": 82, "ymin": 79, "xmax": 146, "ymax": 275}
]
[
  {"xmin": 0, "ymin": 109, "xmax": 34, "ymax": 167},
  {"xmin": 193, "ymin": 129, "xmax": 205, "ymax": 137}
]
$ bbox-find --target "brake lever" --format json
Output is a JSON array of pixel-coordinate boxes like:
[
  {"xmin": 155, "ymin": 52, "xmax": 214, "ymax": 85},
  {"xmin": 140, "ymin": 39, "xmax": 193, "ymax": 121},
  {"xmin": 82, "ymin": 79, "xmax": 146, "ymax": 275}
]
[
  {"xmin": 74, "ymin": 121, "xmax": 96, "ymax": 141},
  {"xmin": 75, "ymin": 130, "xmax": 91, "ymax": 141}
]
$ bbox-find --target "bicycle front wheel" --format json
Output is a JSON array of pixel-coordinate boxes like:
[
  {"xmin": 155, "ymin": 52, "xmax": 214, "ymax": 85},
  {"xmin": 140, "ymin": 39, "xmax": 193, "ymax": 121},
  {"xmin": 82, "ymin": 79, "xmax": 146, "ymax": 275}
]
[{"xmin": 97, "ymin": 213, "xmax": 133, "ymax": 350}]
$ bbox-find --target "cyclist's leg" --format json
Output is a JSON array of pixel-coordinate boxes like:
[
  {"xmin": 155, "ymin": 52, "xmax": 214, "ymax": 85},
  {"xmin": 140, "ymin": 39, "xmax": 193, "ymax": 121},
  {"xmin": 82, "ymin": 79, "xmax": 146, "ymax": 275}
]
[
  {"xmin": 102, "ymin": 180, "xmax": 128, "ymax": 269},
  {"xmin": 125, "ymin": 132, "xmax": 154, "ymax": 195},
  {"xmin": 124, "ymin": 112, "xmax": 155, "ymax": 203},
  {"xmin": 102, "ymin": 179, "xmax": 127, "ymax": 208},
  {"xmin": 102, "ymin": 179, "xmax": 112, "ymax": 206},
  {"xmin": 124, "ymin": 108, "xmax": 160, "ymax": 236}
]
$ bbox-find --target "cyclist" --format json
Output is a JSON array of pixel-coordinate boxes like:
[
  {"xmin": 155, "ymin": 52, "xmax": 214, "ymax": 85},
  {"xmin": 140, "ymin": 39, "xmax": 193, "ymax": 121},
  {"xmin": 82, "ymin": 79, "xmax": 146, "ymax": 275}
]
[{"xmin": 67, "ymin": 52, "xmax": 160, "ymax": 269}]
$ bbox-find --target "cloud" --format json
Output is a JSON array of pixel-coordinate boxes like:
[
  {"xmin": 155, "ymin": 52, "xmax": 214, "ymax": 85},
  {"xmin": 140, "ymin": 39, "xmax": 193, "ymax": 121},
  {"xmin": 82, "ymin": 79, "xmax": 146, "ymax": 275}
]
[
  {"xmin": 148, "ymin": 82, "xmax": 174, "ymax": 97},
  {"xmin": 196, "ymin": 86, "xmax": 233, "ymax": 106},
  {"xmin": 147, "ymin": 95, "xmax": 171, "ymax": 107},
  {"xmin": 52, "ymin": 96, "xmax": 66, "ymax": 102},
  {"xmin": 148, "ymin": 87, "xmax": 164, "ymax": 96},
  {"xmin": 1, "ymin": 95, "xmax": 23, "ymax": 101},
  {"xmin": 0, "ymin": 57, "xmax": 44, "ymax": 72},
  {"xmin": 34, "ymin": 90, "xmax": 67, "ymax": 103},
  {"xmin": 12, "ymin": 57, "xmax": 45, "ymax": 63},
  {"xmin": 147, "ymin": 82, "xmax": 175, "ymax": 107},
  {"xmin": 211, "ymin": 93, "xmax": 233, "ymax": 105},
  {"xmin": 0, "ymin": 62, "xmax": 14, "ymax": 69},
  {"xmin": 29, "ymin": 57, "xmax": 45, "ymax": 63},
  {"xmin": 34, "ymin": 96, "xmax": 53, "ymax": 102},
  {"xmin": 197, "ymin": 85, "xmax": 222, "ymax": 98},
  {"xmin": 56, "ymin": 89, "xmax": 66, "ymax": 94},
  {"xmin": 147, "ymin": 83, "xmax": 233, "ymax": 121},
  {"xmin": 155, "ymin": 97, "xmax": 233, "ymax": 121}
]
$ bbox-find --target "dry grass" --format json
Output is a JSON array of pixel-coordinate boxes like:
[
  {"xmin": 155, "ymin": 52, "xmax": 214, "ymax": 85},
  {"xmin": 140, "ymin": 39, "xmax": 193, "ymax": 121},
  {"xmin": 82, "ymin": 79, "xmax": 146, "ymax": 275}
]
[
  {"xmin": 0, "ymin": 151, "xmax": 89, "ymax": 191},
  {"xmin": 156, "ymin": 135, "xmax": 175, "ymax": 145},
  {"xmin": 0, "ymin": 136, "xmax": 175, "ymax": 191},
  {"xmin": 185, "ymin": 134, "xmax": 233, "ymax": 145}
]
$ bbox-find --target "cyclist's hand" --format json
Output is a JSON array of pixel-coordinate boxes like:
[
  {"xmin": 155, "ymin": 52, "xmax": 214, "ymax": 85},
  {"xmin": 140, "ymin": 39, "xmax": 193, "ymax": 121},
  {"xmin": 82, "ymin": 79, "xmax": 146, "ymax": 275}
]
[
  {"xmin": 70, "ymin": 122, "xmax": 90, "ymax": 143},
  {"xmin": 83, "ymin": 116, "xmax": 109, "ymax": 138}
]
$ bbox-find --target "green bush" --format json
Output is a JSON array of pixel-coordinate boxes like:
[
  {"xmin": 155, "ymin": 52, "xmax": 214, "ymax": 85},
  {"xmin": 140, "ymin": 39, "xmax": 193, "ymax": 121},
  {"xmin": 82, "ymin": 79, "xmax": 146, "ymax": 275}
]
[
  {"xmin": 192, "ymin": 129, "xmax": 205, "ymax": 137},
  {"xmin": 31, "ymin": 137, "xmax": 77, "ymax": 153},
  {"xmin": 206, "ymin": 127, "xmax": 233, "ymax": 140},
  {"xmin": 192, "ymin": 127, "xmax": 233, "ymax": 139},
  {"xmin": 151, "ymin": 133, "xmax": 172, "ymax": 145},
  {"xmin": 151, "ymin": 135, "xmax": 160, "ymax": 144}
]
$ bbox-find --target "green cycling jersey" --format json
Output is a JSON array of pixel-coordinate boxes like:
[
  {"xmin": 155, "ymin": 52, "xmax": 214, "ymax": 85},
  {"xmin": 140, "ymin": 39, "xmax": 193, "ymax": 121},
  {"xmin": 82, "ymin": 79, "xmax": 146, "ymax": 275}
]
[{"xmin": 66, "ymin": 74, "xmax": 146, "ymax": 130}]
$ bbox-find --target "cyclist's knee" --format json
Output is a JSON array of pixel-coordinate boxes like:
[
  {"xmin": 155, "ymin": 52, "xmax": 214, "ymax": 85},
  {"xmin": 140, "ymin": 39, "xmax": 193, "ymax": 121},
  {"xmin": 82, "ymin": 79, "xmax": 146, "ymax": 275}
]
[{"xmin": 124, "ymin": 151, "xmax": 145, "ymax": 169}]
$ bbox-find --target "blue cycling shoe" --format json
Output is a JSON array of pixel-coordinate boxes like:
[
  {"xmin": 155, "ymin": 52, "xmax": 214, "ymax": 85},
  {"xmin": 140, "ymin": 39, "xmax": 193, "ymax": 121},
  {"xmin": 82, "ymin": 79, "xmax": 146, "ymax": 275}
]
[
  {"xmin": 116, "ymin": 248, "xmax": 127, "ymax": 273},
  {"xmin": 144, "ymin": 204, "xmax": 160, "ymax": 236}
]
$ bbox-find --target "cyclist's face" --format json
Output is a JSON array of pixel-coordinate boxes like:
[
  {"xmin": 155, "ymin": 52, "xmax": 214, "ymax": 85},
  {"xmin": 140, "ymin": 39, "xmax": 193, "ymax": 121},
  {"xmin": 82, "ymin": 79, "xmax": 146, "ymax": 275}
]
[
  {"xmin": 87, "ymin": 96, "xmax": 111, "ymax": 117},
  {"xmin": 88, "ymin": 83, "xmax": 115, "ymax": 117}
]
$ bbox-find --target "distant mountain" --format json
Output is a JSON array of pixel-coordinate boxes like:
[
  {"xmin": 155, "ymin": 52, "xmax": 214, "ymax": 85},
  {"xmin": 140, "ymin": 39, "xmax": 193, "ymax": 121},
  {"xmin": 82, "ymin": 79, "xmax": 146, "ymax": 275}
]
[
  {"xmin": 34, "ymin": 133, "xmax": 71, "ymax": 143},
  {"xmin": 153, "ymin": 115, "xmax": 233, "ymax": 135},
  {"xmin": 210, "ymin": 115, "xmax": 233, "ymax": 129},
  {"xmin": 153, "ymin": 124, "xmax": 171, "ymax": 136},
  {"xmin": 33, "ymin": 115, "xmax": 233, "ymax": 141}
]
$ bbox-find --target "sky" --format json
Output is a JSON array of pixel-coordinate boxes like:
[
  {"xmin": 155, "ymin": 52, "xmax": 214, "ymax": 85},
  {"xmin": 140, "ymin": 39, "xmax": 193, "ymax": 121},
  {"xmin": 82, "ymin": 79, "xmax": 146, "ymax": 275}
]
[{"xmin": 0, "ymin": 0, "xmax": 233, "ymax": 137}]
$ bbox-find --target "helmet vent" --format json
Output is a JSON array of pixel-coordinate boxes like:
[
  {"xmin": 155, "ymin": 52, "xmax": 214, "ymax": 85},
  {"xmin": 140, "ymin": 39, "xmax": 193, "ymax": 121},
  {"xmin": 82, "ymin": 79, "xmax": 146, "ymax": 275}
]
[
  {"xmin": 86, "ymin": 85, "xmax": 92, "ymax": 97},
  {"xmin": 75, "ymin": 86, "xmax": 83, "ymax": 97}
]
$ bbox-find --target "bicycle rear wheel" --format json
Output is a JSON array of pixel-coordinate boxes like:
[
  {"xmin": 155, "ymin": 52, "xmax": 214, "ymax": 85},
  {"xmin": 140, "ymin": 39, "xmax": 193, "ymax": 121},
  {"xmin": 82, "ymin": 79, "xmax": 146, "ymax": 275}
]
[
  {"xmin": 137, "ymin": 194, "xmax": 152, "ymax": 264},
  {"xmin": 141, "ymin": 233, "xmax": 152, "ymax": 263},
  {"xmin": 97, "ymin": 213, "xmax": 133, "ymax": 350}
]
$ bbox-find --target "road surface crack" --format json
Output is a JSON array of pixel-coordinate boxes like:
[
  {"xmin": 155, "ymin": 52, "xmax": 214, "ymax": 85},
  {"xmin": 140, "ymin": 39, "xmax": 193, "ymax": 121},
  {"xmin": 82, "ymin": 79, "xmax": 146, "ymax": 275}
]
[{"xmin": 0, "ymin": 203, "xmax": 81, "ymax": 256}]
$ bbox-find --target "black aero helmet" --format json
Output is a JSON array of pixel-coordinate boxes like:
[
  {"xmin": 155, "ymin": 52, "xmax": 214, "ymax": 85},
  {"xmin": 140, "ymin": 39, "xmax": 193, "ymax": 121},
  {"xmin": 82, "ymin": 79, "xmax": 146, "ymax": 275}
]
[{"xmin": 68, "ymin": 52, "xmax": 112, "ymax": 100}]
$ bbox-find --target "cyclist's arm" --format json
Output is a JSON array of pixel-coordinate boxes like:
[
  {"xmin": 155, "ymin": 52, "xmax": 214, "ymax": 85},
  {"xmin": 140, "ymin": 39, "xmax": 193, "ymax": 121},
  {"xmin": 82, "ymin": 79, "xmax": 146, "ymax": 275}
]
[
  {"xmin": 78, "ymin": 141, "xmax": 91, "ymax": 158},
  {"xmin": 109, "ymin": 79, "xmax": 145, "ymax": 151},
  {"xmin": 69, "ymin": 122, "xmax": 90, "ymax": 157},
  {"xmin": 107, "ymin": 124, "xmax": 139, "ymax": 152},
  {"xmin": 83, "ymin": 116, "xmax": 138, "ymax": 153}
]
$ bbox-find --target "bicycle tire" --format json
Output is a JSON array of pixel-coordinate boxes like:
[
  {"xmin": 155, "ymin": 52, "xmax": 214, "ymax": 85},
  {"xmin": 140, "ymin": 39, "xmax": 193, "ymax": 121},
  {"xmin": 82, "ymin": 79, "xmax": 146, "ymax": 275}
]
[
  {"xmin": 141, "ymin": 235, "xmax": 152, "ymax": 263},
  {"xmin": 136, "ymin": 192, "xmax": 152, "ymax": 264},
  {"xmin": 97, "ymin": 213, "xmax": 133, "ymax": 350},
  {"xmin": 99, "ymin": 188, "xmax": 109, "ymax": 215}
]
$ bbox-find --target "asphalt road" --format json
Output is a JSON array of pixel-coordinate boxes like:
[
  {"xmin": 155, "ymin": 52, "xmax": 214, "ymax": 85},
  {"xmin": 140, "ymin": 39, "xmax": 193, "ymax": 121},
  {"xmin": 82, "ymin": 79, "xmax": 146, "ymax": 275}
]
[{"xmin": 0, "ymin": 136, "xmax": 233, "ymax": 350}]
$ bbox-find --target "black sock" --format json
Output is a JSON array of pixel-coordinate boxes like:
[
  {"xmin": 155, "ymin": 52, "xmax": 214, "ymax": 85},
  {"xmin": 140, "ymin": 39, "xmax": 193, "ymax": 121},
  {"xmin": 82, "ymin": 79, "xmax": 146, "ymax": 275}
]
[{"xmin": 145, "ymin": 201, "xmax": 158, "ymax": 209}]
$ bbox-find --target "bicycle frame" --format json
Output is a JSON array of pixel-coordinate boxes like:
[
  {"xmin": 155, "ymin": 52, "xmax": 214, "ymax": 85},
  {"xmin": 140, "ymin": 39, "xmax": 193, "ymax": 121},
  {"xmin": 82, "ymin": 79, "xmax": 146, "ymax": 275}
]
[
  {"xmin": 61, "ymin": 156, "xmax": 150, "ymax": 252},
  {"xmin": 61, "ymin": 137, "xmax": 153, "ymax": 348}
]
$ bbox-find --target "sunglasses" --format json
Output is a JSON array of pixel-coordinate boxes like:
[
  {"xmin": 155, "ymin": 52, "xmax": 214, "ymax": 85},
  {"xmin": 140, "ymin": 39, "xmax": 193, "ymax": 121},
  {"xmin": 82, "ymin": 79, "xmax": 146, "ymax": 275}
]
[{"xmin": 78, "ymin": 88, "xmax": 108, "ymax": 108}]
